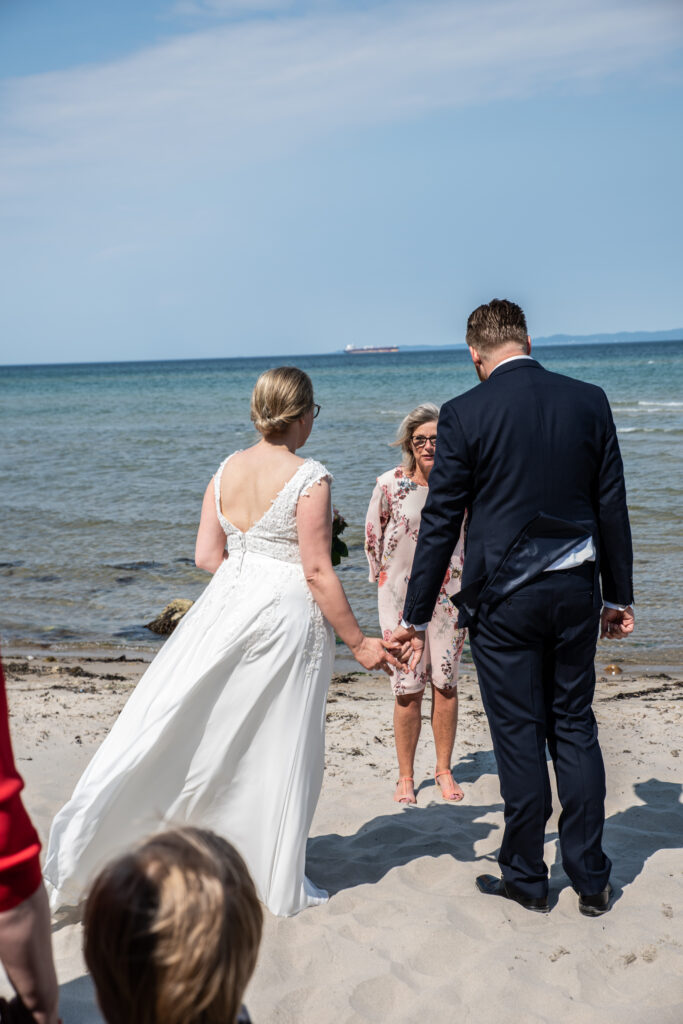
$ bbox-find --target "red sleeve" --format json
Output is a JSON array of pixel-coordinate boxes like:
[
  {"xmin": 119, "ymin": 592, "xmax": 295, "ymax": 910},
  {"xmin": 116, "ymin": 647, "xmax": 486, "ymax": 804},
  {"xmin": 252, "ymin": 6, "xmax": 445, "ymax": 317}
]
[{"xmin": 0, "ymin": 655, "xmax": 42, "ymax": 912}]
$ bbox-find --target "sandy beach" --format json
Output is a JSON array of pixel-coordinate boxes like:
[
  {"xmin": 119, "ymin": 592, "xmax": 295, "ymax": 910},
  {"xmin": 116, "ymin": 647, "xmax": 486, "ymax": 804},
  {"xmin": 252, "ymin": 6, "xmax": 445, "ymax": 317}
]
[{"xmin": 2, "ymin": 651, "xmax": 682, "ymax": 1023}]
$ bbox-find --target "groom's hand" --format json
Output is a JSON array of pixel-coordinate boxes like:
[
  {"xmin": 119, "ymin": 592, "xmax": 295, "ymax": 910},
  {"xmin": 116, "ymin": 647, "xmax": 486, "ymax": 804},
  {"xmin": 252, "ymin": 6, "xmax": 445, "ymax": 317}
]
[
  {"xmin": 350, "ymin": 637, "xmax": 403, "ymax": 675},
  {"xmin": 600, "ymin": 605, "xmax": 635, "ymax": 639},
  {"xmin": 390, "ymin": 625, "xmax": 425, "ymax": 671}
]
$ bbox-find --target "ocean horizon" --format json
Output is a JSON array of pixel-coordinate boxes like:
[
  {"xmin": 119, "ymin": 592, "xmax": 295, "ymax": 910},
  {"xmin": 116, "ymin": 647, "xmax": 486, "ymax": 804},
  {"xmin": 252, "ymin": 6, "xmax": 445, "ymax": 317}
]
[{"xmin": 2, "ymin": 332, "xmax": 683, "ymax": 370}]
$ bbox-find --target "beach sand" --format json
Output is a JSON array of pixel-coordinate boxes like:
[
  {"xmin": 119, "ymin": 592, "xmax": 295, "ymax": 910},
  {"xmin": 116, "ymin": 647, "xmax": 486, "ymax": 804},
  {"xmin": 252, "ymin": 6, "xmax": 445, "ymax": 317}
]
[{"xmin": 2, "ymin": 652, "xmax": 682, "ymax": 1023}]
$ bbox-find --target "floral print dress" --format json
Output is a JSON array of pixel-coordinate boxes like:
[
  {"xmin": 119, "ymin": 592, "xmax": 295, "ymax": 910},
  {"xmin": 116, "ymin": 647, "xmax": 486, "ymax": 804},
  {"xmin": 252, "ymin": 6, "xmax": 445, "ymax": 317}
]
[{"xmin": 365, "ymin": 466, "xmax": 467, "ymax": 696}]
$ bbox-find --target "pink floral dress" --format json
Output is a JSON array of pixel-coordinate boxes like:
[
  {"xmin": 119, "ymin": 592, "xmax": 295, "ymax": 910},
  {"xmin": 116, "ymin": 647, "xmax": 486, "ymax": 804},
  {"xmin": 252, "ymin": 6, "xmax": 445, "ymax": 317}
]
[{"xmin": 365, "ymin": 466, "xmax": 467, "ymax": 696}]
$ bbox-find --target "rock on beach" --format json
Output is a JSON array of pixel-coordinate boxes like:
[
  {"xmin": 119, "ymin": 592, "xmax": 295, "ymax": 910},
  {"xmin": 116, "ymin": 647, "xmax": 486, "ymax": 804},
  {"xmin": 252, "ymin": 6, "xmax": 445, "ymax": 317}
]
[{"xmin": 146, "ymin": 599, "xmax": 193, "ymax": 635}]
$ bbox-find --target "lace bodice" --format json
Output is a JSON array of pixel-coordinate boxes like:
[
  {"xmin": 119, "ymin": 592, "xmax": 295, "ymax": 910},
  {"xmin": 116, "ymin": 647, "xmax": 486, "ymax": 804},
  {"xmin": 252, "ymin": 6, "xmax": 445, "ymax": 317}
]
[{"xmin": 214, "ymin": 453, "xmax": 332, "ymax": 565}]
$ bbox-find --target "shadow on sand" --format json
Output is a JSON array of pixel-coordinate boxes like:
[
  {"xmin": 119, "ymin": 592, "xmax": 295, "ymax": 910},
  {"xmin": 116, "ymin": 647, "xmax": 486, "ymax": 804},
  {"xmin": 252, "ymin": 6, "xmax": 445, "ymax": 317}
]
[
  {"xmin": 307, "ymin": 797, "xmax": 503, "ymax": 896},
  {"xmin": 311, "ymin": 764, "xmax": 682, "ymax": 905},
  {"xmin": 546, "ymin": 778, "xmax": 683, "ymax": 904}
]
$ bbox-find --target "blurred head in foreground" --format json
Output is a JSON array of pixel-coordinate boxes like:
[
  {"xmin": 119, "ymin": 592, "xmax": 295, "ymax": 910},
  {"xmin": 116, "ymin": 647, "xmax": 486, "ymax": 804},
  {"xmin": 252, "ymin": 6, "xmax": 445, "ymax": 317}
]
[{"xmin": 83, "ymin": 828, "xmax": 263, "ymax": 1024}]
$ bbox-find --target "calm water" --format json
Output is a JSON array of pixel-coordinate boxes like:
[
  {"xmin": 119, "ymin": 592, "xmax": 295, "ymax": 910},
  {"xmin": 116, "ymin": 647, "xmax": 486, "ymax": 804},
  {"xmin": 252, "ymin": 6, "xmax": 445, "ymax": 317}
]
[{"xmin": 1, "ymin": 342, "xmax": 681, "ymax": 668}]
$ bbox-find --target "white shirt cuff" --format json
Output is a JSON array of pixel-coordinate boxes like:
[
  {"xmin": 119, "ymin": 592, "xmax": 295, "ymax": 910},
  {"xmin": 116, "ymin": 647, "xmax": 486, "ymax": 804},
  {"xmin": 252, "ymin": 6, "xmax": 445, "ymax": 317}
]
[
  {"xmin": 603, "ymin": 601, "xmax": 633, "ymax": 611},
  {"xmin": 401, "ymin": 617, "xmax": 429, "ymax": 631}
]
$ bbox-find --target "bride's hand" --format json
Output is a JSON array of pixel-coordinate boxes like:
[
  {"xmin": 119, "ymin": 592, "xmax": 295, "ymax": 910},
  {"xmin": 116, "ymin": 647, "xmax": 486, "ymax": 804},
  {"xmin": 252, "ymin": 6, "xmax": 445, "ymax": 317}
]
[{"xmin": 350, "ymin": 636, "xmax": 401, "ymax": 675}]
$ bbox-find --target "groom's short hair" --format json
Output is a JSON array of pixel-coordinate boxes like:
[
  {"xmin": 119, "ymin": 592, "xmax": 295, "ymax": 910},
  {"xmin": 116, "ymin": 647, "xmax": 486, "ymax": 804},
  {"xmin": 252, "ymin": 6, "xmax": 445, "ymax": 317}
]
[{"xmin": 466, "ymin": 299, "xmax": 528, "ymax": 358}]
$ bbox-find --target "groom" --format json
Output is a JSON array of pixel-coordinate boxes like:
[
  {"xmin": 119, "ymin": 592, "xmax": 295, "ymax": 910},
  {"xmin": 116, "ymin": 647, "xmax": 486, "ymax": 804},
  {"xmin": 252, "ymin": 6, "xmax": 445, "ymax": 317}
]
[{"xmin": 393, "ymin": 299, "xmax": 634, "ymax": 915}]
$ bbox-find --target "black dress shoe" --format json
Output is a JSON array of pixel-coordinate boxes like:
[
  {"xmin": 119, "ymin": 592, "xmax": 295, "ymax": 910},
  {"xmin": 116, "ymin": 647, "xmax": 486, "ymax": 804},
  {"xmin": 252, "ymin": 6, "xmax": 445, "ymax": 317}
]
[
  {"xmin": 578, "ymin": 883, "xmax": 613, "ymax": 917},
  {"xmin": 476, "ymin": 873, "xmax": 550, "ymax": 914}
]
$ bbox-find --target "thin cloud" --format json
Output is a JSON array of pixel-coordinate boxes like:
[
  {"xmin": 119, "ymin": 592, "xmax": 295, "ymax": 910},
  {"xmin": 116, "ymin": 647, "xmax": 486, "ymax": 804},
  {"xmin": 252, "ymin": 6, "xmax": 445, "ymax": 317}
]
[
  {"xmin": 1, "ymin": 0, "xmax": 681, "ymax": 198},
  {"xmin": 171, "ymin": 0, "xmax": 297, "ymax": 15},
  {"xmin": 169, "ymin": 0, "xmax": 360, "ymax": 17}
]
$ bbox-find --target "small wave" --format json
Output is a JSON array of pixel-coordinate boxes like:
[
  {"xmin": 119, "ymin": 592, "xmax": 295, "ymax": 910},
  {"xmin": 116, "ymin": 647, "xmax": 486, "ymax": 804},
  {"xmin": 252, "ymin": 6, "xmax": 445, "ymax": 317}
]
[
  {"xmin": 109, "ymin": 561, "xmax": 164, "ymax": 571},
  {"xmin": 1, "ymin": 568, "xmax": 62, "ymax": 581},
  {"xmin": 617, "ymin": 426, "xmax": 682, "ymax": 435},
  {"xmin": 637, "ymin": 401, "xmax": 683, "ymax": 408},
  {"xmin": 114, "ymin": 625, "xmax": 161, "ymax": 642},
  {"xmin": 615, "ymin": 405, "xmax": 683, "ymax": 414}
]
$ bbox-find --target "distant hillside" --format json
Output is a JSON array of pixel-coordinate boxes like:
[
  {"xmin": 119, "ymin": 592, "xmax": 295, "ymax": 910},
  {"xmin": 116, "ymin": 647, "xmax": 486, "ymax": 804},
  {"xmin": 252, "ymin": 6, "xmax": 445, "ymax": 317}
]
[{"xmin": 534, "ymin": 328, "xmax": 683, "ymax": 347}]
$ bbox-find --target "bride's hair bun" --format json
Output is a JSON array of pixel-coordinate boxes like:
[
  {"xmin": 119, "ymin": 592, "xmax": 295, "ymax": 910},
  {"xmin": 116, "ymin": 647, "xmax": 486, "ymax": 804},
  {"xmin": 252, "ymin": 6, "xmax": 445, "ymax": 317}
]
[{"xmin": 251, "ymin": 367, "xmax": 314, "ymax": 437}]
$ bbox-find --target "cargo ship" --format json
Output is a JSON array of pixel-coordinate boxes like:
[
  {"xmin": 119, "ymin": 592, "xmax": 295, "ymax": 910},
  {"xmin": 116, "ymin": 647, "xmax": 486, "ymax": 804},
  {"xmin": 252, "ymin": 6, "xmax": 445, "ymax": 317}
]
[{"xmin": 344, "ymin": 344, "xmax": 399, "ymax": 354}]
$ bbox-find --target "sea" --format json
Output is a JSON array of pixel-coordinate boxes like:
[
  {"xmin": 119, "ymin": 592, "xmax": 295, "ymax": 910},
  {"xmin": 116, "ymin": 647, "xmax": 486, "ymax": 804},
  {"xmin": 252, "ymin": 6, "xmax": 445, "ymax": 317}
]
[{"xmin": 1, "ymin": 342, "xmax": 682, "ymax": 670}]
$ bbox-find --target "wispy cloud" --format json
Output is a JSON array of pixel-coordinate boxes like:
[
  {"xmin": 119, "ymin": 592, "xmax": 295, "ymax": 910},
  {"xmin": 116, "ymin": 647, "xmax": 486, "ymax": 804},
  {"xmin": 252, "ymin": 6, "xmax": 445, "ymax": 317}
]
[
  {"xmin": 169, "ymin": 0, "xmax": 362, "ymax": 18},
  {"xmin": 1, "ymin": 0, "xmax": 681, "ymax": 199},
  {"xmin": 171, "ymin": 0, "xmax": 297, "ymax": 15}
]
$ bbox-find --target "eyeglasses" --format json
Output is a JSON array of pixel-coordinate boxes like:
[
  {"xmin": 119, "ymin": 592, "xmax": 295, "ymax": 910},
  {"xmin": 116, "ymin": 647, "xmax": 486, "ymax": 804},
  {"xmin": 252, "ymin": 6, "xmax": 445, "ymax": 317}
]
[
  {"xmin": 412, "ymin": 434, "xmax": 437, "ymax": 449},
  {"xmin": 312, "ymin": 403, "xmax": 321, "ymax": 418}
]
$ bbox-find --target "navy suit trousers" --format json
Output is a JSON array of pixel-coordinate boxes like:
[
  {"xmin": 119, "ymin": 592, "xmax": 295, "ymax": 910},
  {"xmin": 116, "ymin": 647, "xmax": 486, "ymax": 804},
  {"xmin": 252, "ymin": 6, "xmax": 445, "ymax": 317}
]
[{"xmin": 469, "ymin": 564, "xmax": 612, "ymax": 899}]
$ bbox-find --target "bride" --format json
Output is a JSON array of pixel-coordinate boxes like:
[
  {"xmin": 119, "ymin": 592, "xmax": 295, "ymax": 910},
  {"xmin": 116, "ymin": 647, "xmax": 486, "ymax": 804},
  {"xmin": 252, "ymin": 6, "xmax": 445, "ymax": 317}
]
[{"xmin": 44, "ymin": 367, "xmax": 398, "ymax": 917}]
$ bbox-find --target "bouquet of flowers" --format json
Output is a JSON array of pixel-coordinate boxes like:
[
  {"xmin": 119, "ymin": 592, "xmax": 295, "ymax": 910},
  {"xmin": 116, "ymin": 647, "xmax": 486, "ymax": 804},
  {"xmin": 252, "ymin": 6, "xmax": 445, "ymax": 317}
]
[{"xmin": 331, "ymin": 508, "xmax": 349, "ymax": 566}]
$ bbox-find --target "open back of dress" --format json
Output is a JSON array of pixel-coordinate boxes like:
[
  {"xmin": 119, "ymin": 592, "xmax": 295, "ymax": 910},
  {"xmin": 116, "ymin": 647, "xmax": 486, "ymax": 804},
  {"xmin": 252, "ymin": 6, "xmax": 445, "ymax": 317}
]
[{"xmin": 44, "ymin": 455, "xmax": 334, "ymax": 917}]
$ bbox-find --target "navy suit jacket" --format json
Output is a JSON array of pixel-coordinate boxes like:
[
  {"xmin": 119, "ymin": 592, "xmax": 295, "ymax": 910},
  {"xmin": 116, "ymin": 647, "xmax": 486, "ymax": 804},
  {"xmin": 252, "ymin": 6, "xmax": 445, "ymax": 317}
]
[{"xmin": 402, "ymin": 358, "xmax": 634, "ymax": 628}]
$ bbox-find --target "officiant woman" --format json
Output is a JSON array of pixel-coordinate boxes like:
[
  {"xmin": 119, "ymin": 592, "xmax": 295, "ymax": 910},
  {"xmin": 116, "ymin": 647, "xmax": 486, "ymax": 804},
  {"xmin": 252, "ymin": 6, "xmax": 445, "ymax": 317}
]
[{"xmin": 365, "ymin": 404, "xmax": 467, "ymax": 807}]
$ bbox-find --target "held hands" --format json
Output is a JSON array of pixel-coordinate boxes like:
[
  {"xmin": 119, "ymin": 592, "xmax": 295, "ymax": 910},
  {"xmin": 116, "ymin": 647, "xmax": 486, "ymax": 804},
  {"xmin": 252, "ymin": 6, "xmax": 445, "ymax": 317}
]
[
  {"xmin": 600, "ymin": 605, "xmax": 635, "ymax": 639},
  {"xmin": 350, "ymin": 636, "xmax": 403, "ymax": 676},
  {"xmin": 390, "ymin": 625, "xmax": 425, "ymax": 672}
]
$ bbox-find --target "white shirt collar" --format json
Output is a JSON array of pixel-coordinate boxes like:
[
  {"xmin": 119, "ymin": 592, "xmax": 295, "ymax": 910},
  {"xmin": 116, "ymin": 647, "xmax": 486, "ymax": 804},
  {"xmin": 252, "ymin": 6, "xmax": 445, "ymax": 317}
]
[{"xmin": 492, "ymin": 354, "xmax": 534, "ymax": 370}]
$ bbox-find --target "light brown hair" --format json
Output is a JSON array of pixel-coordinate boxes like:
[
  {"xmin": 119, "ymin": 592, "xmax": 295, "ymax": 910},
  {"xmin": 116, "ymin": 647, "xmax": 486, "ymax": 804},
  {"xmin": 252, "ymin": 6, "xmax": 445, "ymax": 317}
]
[
  {"xmin": 83, "ymin": 828, "xmax": 263, "ymax": 1024},
  {"xmin": 392, "ymin": 402, "xmax": 440, "ymax": 475},
  {"xmin": 250, "ymin": 366, "xmax": 314, "ymax": 436},
  {"xmin": 466, "ymin": 299, "xmax": 528, "ymax": 358}
]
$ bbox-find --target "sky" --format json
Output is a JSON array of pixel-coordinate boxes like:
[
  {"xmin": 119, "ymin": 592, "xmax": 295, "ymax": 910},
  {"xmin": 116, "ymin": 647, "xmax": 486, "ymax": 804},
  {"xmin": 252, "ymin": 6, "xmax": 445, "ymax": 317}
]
[{"xmin": 1, "ymin": 0, "xmax": 682, "ymax": 364}]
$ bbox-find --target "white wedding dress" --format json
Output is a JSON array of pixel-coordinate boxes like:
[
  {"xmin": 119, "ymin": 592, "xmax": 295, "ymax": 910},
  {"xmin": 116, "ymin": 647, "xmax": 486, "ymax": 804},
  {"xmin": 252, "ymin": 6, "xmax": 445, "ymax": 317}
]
[{"xmin": 44, "ymin": 455, "xmax": 335, "ymax": 917}]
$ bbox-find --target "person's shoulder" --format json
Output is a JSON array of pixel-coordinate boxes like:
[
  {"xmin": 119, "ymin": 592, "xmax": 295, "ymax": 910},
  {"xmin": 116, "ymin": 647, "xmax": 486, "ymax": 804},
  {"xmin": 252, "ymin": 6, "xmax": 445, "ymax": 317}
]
[
  {"xmin": 442, "ymin": 383, "xmax": 481, "ymax": 416},
  {"xmin": 292, "ymin": 458, "xmax": 332, "ymax": 505},
  {"xmin": 214, "ymin": 449, "xmax": 243, "ymax": 477},
  {"xmin": 300, "ymin": 457, "xmax": 333, "ymax": 484},
  {"xmin": 538, "ymin": 366, "xmax": 607, "ymax": 403},
  {"xmin": 218, "ymin": 445, "xmax": 264, "ymax": 471},
  {"xmin": 375, "ymin": 465, "xmax": 405, "ymax": 488}
]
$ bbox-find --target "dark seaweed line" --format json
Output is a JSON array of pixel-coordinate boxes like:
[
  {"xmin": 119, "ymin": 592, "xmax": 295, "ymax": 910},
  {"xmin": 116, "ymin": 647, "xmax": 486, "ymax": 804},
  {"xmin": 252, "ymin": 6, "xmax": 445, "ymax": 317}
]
[{"xmin": 600, "ymin": 680, "xmax": 682, "ymax": 702}]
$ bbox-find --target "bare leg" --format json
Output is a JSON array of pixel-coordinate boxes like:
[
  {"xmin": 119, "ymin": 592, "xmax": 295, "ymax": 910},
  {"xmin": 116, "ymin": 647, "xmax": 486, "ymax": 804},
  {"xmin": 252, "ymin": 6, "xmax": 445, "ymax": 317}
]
[
  {"xmin": 431, "ymin": 685, "xmax": 463, "ymax": 800},
  {"xmin": 0, "ymin": 885, "xmax": 60, "ymax": 1024},
  {"xmin": 393, "ymin": 691, "xmax": 423, "ymax": 804}
]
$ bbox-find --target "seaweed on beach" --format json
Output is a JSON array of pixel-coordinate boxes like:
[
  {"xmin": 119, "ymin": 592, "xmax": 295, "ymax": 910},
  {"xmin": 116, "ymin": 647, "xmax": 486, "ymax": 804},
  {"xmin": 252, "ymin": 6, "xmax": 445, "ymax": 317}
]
[{"xmin": 602, "ymin": 679, "xmax": 683, "ymax": 702}]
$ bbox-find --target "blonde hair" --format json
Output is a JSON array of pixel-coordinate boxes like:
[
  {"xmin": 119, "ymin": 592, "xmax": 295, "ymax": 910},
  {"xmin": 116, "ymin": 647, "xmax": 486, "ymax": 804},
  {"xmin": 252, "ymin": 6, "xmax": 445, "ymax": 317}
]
[
  {"xmin": 83, "ymin": 828, "xmax": 263, "ymax": 1024},
  {"xmin": 392, "ymin": 403, "xmax": 440, "ymax": 474},
  {"xmin": 250, "ymin": 366, "xmax": 314, "ymax": 436}
]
